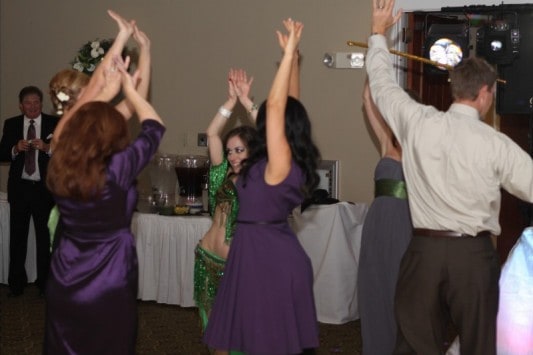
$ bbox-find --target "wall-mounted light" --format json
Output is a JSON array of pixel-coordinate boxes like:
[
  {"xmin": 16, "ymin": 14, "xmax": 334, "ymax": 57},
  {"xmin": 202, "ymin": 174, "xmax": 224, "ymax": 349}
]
[{"xmin": 323, "ymin": 52, "xmax": 365, "ymax": 69}]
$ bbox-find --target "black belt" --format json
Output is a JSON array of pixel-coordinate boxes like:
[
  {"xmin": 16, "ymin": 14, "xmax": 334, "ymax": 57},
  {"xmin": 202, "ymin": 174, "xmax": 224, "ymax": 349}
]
[
  {"xmin": 20, "ymin": 179, "xmax": 41, "ymax": 185},
  {"xmin": 413, "ymin": 228, "xmax": 491, "ymax": 238}
]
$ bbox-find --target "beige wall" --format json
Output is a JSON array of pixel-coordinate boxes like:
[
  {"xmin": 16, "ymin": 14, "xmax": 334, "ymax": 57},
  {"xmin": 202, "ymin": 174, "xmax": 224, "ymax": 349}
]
[{"xmin": 0, "ymin": 0, "xmax": 379, "ymax": 204}]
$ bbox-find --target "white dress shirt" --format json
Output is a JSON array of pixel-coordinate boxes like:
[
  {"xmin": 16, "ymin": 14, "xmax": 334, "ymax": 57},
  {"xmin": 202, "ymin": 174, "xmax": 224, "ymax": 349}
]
[{"xmin": 366, "ymin": 34, "xmax": 533, "ymax": 236}]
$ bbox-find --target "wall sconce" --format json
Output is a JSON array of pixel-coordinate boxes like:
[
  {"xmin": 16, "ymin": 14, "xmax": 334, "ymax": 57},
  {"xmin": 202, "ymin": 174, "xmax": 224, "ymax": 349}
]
[{"xmin": 323, "ymin": 52, "xmax": 365, "ymax": 69}]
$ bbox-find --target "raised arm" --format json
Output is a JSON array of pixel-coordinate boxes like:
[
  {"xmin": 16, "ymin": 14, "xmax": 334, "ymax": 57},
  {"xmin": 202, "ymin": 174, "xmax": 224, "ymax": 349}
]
[
  {"xmin": 78, "ymin": 10, "xmax": 135, "ymax": 104},
  {"xmin": 363, "ymin": 78, "xmax": 398, "ymax": 157},
  {"xmin": 277, "ymin": 30, "xmax": 301, "ymax": 99},
  {"xmin": 206, "ymin": 70, "xmax": 238, "ymax": 166},
  {"xmin": 116, "ymin": 56, "xmax": 164, "ymax": 126},
  {"xmin": 52, "ymin": 10, "xmax": 134, "ymax": 147},
  {"xmin": 264, "ymin": 19, "xmax": 303, "ymax": 185},
  {"xmin": 288, "ymin": 51, "xmax": 300, "ymax": 99},
  {"xmin": 234, "ymin": 69, "xmax": 257, "ymax": 121},
  {"xmin": 115, "ymin": 24, "xmax": 151, "ymax": 118}
]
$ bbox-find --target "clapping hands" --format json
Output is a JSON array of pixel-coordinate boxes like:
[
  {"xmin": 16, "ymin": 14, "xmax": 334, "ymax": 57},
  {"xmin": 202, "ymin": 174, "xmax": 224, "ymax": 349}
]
[{"xmin": 230, "ymin": 68, "xmax": 254, "ymax": 100}]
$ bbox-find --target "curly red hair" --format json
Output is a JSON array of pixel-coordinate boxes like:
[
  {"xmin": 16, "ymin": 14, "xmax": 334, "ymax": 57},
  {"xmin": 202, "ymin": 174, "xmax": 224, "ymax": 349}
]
[{"xmin": 47, "ymin": 101, "xmax": 130, "ymax": 200}]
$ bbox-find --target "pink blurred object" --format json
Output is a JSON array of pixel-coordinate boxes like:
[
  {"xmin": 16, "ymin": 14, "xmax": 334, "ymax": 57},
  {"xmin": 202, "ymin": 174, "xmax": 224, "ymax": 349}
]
[{"xmin": 497, "ymin": 227, "xmax": 533, "ymax": 355}]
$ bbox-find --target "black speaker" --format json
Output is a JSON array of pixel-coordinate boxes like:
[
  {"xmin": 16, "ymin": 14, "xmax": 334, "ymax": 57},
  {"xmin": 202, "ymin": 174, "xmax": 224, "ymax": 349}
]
[{"xmin": 496, "ymin": 13, "xmax": 533, "ymax": 114}]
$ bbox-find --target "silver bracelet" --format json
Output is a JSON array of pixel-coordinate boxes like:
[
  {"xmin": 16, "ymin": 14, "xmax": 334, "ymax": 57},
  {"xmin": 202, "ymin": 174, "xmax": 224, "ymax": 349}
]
[
  {"xmin": 218, "ymin": 106, "xmax": 232, "ymax": 119},
  {"xmin": 248, "ymin": 103, "xmax": 258, "ymax": 115}
]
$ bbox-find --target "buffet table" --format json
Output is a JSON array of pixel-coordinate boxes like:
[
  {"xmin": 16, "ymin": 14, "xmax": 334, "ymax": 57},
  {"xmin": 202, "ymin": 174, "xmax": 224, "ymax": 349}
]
[
  {"xmin": 132, "ymin": 212, "xmax": 212, "ymax": 307},
  {"xmin": 133, "ymin": 202, "xmax": 368, "ymax": 324},
  {"xmin": 1, "ymin": 197, "xmax": 368, "ymax": 325},
  {"xmin": 291, "ymin": 201, "xmax": 368, "ymax": 324},
  {"xmin": 0, "ymin": 196, "xmax": 37, "ymax": 284}
]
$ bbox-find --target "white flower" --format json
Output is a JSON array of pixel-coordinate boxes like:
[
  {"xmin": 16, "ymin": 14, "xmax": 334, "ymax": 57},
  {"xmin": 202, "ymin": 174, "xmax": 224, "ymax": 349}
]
[
  {"xmin": 72, "ymin": 38, "xmax": 118, "ymax": 76},
  {"xmin": 56, "ymin": 91, "xmax": 70, "ymax": 103},
  {"xmin": 73, "ymin": 62, "xmax": 84, "ymax": 72}
]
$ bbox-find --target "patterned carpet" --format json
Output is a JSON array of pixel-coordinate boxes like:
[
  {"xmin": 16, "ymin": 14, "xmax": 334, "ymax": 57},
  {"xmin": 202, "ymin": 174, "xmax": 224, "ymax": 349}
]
[{"xmin": 0, "ymin": 284, "xmax": 361, "ymax": 354}]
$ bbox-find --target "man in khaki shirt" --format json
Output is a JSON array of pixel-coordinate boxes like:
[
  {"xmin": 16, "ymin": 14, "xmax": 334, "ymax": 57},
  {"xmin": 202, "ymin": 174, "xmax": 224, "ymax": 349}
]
[{"xmin": 366, "ymin": 0, "xmax": 533, "ymax": 354}]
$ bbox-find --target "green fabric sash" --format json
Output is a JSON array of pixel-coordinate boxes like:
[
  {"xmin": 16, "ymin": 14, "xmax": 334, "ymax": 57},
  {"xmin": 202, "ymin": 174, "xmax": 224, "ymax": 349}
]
[
  {"xmin": 48, "ymin": 205, "xmax": 60, "ymax": 252},
  {"xmin": 375, "ymin": 179, "xmax": 407, "ymax": 199}
]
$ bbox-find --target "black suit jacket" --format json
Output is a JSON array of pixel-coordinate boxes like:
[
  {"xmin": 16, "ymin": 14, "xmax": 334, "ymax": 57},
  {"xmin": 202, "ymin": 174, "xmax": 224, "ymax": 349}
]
[{"xmin": 0, "ymin": 113, "xmax": 59, "ymax": 204}]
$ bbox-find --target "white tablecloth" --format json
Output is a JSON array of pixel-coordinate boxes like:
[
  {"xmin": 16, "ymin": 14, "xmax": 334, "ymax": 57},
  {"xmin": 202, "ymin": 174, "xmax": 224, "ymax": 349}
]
[
  {"xmin": 291, "ymin": 201, "xmax": 368, "ymax": 324},
  {"xmin": 132, "ymin": 212, "xmax": 212, "ymax": 307},
  {"xmin": 0, "ymin": 197, "xmax": 37, "ymax": 284}
]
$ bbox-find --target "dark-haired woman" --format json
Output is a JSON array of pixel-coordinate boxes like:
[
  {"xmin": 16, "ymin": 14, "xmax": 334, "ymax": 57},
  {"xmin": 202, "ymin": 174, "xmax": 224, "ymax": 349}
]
[
  {"xmin": 204, "ymin": 19, "xmax": 320, "ymax": 355},
  {"xmin": 194, "ymin": 68, "xmax": 259, "ymax": 333}
]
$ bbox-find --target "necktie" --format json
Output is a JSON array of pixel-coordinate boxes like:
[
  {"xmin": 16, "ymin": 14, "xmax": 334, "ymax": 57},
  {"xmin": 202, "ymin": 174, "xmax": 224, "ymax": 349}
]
[{"xmin": 24, "ymin": 119, "xmax": 36, "ymax": 175}]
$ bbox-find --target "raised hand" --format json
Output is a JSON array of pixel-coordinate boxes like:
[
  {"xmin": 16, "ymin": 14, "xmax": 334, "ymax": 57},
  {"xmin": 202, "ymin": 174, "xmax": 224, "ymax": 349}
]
[
  {"xmin": 114, "ymin": 54, "xmax": 163, "ymax": 126},
  {"xmin": 93, "ymin": 55, "xmax": 130, "ymax": 103},
  {"xmin": 276, "ymin": 18, "xmax": 303, "ymax": 56},
  {"xmin": 108, "ymin": 10, "xmax": 135, "ymax": 39},
  {"xmin": 133, "ymin": 24, "xmax": 150, "ymax": 51},
  {"xmin": 371, "ymin": 0, "xmax": 403, "ymax": 35},
  {"xmin": 114, "ymin": 55, "xmax": 137, "ymax": 93},
  {"xmin": 228, "ymin": 69, "xmax": 238, "ymax": 103},
  {"xmin": 233, "ymin": 69, "xmax": 254, "ymax": 101}
]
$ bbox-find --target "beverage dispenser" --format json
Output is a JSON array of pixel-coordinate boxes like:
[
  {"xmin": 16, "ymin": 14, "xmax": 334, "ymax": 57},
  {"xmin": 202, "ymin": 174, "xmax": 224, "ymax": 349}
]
[
  {"xmin": 148, "ymin": 154, "xmax": 177, "ymax": 214},
  {"xmin": 175, "ymin": 155, "xmax": 209, "ymax": 213}
]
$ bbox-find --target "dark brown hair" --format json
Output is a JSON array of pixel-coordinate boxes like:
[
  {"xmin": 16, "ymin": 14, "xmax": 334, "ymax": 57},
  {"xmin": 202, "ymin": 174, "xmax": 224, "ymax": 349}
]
[
  {"xmin": 18, "ymin": 86, "xmax": 43, "ymax": 103},
  {"xmin": 47, "ymin": 101, "xmax": 130, "ymax": 200},
  {"xmin": 449, "ymin": 56, "xmax": 497, "ymax": 100},
  {"xmin": 222, "ymin": 125, "xmax": 258, "ymax": 153}
]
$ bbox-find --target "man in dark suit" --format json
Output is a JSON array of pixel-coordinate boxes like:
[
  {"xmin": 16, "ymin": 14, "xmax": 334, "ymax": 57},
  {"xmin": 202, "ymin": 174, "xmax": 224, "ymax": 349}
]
[{"xmin": 0, "ymin": 86, "xmax": 59, "ymax": 297}]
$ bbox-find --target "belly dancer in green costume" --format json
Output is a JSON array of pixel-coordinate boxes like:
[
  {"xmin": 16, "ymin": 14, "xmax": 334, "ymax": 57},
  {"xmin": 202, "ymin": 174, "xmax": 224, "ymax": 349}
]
[{"xmin": 194, "ymin": 68, "xmax": 259, "ymax": 331}]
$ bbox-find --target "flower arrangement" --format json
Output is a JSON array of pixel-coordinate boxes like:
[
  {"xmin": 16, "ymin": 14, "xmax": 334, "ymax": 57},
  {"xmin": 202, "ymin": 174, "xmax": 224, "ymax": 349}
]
[
  {"xmin": 54, "ymin": 91, "xmax": 71, "ymax": 115},
  {"xmin": 71, "ymin": 38, "xmax": 114, "ymax": 75}
]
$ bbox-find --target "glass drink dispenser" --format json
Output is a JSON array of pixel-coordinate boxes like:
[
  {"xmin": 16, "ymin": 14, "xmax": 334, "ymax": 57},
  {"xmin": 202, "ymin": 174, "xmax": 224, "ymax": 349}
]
[
  {"xmin": 148, "ymin": 154, "xmax": 177, "ymax": 214},
  {"xmin": 175, "ymin": 155, "xmax": 209, "ymax": 213}
]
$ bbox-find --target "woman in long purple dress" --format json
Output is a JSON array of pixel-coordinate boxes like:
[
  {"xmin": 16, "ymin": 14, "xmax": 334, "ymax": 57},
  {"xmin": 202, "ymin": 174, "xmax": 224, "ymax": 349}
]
[
  {"xmin": 43, "ymin": 26, "xmax": 165, "ymax": 354},
  {"xmin": 203, "ymin": 19, "xmax": 321, "ymax": 354}
]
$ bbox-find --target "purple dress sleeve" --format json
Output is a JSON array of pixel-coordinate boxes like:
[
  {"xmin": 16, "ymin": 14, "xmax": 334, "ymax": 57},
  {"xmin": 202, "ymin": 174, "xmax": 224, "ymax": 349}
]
[{"xmin": 108, "ymin": 119, "xmax": 165, "ymax": 189}]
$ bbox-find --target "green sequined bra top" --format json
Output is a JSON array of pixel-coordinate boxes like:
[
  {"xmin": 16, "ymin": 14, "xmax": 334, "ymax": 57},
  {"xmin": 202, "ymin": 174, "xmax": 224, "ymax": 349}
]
[{"xmin": 208, "ymin": 159, "xmax": 239, "ymax": 244}]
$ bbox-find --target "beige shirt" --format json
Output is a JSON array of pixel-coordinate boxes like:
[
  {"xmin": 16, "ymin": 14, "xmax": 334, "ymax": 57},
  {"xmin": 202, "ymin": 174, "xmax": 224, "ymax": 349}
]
[{"xmin": 366, "ymin": 34, "xmax": 533, "ymax": 236}]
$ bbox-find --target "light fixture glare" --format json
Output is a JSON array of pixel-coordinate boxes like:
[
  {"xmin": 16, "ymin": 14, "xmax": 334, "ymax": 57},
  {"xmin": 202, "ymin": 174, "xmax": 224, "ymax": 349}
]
[
  {"xmin": 323, "ymin": 53, "xmax": 334, "ymax": 68},
  {"xmin": 428, "ymin": 38, "xmax": 464, "ymax": 69}
]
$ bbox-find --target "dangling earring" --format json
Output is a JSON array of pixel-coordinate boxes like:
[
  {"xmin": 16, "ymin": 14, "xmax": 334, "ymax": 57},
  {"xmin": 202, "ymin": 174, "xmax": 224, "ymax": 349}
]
[{"xmin": 56, "ymin": 102, "xmax": 63, "ymax": 116}]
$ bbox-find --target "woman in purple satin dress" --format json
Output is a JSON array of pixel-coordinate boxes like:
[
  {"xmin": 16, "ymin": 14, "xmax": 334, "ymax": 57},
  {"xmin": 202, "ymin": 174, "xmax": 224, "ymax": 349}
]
[
  {"xmin": 43, "ymin": 20, "xmax": 165, "ymax": 354},
  {"xmin": 203, "ymin": 19, "xmax": 321, "ymax": 354}
]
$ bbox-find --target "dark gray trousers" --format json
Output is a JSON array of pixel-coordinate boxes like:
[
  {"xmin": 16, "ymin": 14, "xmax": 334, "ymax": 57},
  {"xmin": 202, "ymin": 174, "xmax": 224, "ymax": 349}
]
[{"xmin": 393, "ymin": 235, "xmax": 500, "ymax": 355}]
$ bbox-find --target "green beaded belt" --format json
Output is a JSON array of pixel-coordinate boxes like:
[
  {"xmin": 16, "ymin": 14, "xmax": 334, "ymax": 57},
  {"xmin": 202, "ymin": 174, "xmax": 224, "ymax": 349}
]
[{"xmin": 375, "ymin": 179, "xmax": 407, "ymax": 199}]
